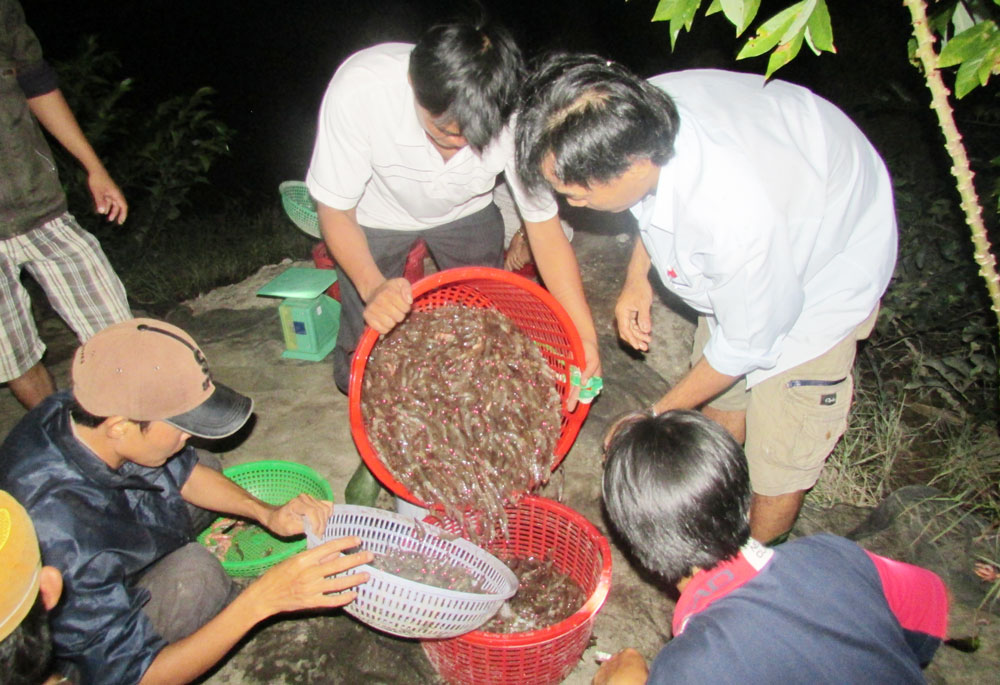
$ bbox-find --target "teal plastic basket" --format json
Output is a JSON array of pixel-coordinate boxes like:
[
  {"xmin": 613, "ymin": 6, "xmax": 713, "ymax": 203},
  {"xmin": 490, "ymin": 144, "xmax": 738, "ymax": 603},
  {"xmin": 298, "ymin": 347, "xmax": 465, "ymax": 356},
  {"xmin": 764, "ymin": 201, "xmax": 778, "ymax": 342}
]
[
  {"xmin": 279, "ymin": 180, "xmax": 321, "ymax": 238},
  {"xmin": 196, "ymin": 460, "xmax": 334, "ymax": 577}
]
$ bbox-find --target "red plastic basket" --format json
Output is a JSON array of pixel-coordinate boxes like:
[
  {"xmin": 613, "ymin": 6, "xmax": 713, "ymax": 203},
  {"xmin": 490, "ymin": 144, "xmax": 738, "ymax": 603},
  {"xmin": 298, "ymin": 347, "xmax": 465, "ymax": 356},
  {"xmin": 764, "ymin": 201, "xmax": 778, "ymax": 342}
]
[
  {"xmin": 348, "ymin": 266, "xmax": 590, "ymax": 509},
  {"xmin": 421, "ymin": 496, "xmax": 613, "ymax": 685}
]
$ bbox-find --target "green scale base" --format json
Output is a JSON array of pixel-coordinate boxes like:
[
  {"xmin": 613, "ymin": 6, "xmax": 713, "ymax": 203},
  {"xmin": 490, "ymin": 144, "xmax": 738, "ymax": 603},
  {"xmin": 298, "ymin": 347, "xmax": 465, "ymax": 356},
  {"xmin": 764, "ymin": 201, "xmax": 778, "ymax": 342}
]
[{"xmin": 257, "ymin": 267, "xmax": 341, "ymax": 361}]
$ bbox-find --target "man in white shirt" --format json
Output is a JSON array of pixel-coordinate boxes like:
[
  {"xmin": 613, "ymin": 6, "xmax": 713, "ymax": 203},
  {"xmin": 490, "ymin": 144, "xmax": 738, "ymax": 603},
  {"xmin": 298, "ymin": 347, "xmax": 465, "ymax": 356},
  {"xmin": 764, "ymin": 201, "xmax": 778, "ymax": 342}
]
[
  {"xmin": 515, "ymin": 55, "xmax": 897, "ymax": 544},
  {"xmin": 307, "ymin": 21, "xmax": 598, "ymax": 394}
]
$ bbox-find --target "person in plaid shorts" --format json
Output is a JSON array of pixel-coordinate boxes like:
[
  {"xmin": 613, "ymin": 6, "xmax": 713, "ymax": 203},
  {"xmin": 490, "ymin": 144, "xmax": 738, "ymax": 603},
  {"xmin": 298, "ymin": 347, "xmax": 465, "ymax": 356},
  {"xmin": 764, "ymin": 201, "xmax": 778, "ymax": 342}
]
[{"xmin": 1, "ymin": 0, "xmax": 132, "ymax": 409}]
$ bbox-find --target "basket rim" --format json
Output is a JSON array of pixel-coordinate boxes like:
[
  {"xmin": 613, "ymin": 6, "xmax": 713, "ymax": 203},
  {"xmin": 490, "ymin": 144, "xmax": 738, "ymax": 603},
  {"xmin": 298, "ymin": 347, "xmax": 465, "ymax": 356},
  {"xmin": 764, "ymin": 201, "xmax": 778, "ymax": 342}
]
[
  {"xmin": 357, "ymin": 563, "xmax": 516, "ymax": 603},
  {"xmin": 278, "ymin": 180, "xmax": 315, "ymax": 209},
  {"xmin": 198, "ymin": 460, "xmax": 334, "ymax": 573},
  {"xmin": 347, "ymin": 267, "xmax": 590, "ymax": 509},
  {"xmin": 438, "ymin": 495, "xmax": 613, "ymax": 646},
  {"xmin": 278, "ymin": 180, "xmax": 321, "ymax": 238},
  {"xmin": 323, "ymin": 504, "xmax": 518, "ymax": 601},
  {"xmin": 221, "ymin": 459, "xmax": 334, "ymax": 491}
]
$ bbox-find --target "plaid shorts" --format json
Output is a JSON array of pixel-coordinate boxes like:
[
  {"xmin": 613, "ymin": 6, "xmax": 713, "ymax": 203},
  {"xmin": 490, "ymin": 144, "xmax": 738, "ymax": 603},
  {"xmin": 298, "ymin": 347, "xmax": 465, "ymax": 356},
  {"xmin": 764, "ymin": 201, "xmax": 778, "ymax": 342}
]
[{"xmin": 0, "ymin": 213, "xmax": 131, "ymax": 382}]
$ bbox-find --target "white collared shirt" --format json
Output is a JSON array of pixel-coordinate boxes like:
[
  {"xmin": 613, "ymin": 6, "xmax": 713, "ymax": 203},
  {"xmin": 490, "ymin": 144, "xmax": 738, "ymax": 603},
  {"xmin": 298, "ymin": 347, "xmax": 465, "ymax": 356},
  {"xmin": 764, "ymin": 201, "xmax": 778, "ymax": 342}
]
[
  {"xmin": 306, "ymin": 43, "xmax": 556, "ymax": 231},
  {"xmin": 632, "ymin": 70, "xmax": 897, "ymax": 386}
]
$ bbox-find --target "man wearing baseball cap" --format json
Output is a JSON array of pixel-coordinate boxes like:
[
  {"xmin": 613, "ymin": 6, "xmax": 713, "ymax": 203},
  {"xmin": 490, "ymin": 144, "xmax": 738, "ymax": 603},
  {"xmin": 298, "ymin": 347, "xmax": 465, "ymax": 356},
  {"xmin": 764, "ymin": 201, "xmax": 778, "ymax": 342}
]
[
  {"xmin": 0, "ymin": 489, "xmax": 66, "ymax": 685},
  {"xmin": 0, "ymin": 318, "xmax": 373, "ymax": 684}
]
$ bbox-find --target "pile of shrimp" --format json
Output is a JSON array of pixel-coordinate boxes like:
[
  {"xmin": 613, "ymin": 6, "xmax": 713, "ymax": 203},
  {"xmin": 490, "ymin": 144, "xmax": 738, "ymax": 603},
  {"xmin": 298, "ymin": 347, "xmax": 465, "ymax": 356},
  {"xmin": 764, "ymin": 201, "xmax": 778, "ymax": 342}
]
[
  {"xmin": 370, "ymin": 547, "xmax": 489, "ymax": 593},
  {"xmin": 362, "ymin": 305, "xmax": 561, "ymax": 536},
  {"xmin": 480, "ymin": 556, "xmax": 585, "ymax": 633}
]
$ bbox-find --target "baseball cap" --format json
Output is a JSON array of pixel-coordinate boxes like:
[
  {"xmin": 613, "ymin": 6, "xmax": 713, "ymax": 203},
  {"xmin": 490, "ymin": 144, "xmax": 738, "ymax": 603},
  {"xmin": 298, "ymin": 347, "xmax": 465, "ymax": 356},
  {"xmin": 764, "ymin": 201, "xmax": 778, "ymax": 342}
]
[
  {"xmin": 0, "ymin": 490, "xmax": 41, "ymax": 643},
  {"xmin": 72, "ymin": 318, "xmax": 253, "ymax": 439}
]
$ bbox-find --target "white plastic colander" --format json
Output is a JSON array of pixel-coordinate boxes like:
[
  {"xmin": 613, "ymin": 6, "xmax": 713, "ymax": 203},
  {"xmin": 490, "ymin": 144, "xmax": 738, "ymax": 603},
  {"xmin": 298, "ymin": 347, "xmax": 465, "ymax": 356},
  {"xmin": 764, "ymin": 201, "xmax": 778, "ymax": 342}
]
[{"xmin": 309, "ymin": 505, "xmax": 518, "ymax": 639}]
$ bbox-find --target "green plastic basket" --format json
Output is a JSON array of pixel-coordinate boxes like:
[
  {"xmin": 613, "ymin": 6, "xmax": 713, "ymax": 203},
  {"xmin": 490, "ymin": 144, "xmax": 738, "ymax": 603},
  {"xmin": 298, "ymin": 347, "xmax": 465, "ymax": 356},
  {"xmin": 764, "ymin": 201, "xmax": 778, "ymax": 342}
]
[
  {"xmin": 196, "ymin": 460, "xmax": 334, "ymax": 577},
  {"xmin": 279, "ymin": 181, "xmax": 321, "ymax": 239}
]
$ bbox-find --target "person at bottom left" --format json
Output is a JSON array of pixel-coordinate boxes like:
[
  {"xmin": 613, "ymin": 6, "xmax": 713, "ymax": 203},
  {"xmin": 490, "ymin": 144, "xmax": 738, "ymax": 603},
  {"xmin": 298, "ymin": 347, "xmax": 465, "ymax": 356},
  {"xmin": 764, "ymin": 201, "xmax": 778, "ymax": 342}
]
[{"xmin": 0, "ymin": 318, "xmax": 372, "ymax": 685}]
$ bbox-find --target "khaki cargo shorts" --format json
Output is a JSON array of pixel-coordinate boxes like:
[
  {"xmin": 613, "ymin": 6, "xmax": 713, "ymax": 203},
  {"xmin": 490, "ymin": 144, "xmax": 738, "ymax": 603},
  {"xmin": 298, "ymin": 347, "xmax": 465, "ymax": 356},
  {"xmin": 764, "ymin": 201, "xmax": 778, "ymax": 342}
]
[{"xmin": 690, "ymin": 307, "xmax": 878, "ymax": 496}]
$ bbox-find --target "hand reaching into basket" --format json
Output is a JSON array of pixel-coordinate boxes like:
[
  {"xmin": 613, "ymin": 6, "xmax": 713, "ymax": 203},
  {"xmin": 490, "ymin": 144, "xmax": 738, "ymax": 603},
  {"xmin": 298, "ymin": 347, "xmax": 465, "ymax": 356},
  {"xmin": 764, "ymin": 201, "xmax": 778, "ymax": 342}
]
[
  {"xmin": 504, "ymin": 228, "xmax": 532, "ymax": 271},
  {"xmin": 363, "ymin": 277, "xmax": 414, "ymax": 334},
  {"xmin": 243, "ymin": 536, "xmax": 373, "ymax": 619},
  {"xmin": 138, "ymin": 536, "xmax": 373, "ymax": 684},
  {"xmin": 260, "ymin": 493, "xmax": 333, "ymax": 538}
]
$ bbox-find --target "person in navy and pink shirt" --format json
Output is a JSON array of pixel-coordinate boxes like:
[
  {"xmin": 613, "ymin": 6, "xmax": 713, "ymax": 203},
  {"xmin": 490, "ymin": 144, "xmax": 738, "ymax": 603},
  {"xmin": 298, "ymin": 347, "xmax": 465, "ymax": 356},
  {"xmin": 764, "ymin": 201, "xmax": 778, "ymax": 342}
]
[{"xmin": 595, "ymin": 410, "xmax": 949, "ymax": 684}]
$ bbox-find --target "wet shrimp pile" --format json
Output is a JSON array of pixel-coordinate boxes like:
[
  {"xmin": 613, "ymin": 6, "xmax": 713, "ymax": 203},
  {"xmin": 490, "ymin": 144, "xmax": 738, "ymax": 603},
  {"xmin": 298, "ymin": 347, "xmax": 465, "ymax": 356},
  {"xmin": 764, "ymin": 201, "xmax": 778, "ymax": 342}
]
[
  {"xmin": 369, "ymin": 547, "xmax": 488, "ymax": 593},
  {"xmin": 481, "ymin": 556, "xmax": 585, "ymax": 633},
  {"xmin": 362, "ymin": 305, "xmax": 562, "ymax": 534}
]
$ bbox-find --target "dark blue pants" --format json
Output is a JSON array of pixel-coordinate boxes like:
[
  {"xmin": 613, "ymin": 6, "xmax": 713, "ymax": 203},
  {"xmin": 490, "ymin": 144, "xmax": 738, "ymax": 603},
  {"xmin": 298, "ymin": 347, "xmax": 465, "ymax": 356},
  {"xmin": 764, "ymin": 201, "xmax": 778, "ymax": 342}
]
[{"xmin": 138, "ymin": 451, "xmax": 239, "ymax": 642}]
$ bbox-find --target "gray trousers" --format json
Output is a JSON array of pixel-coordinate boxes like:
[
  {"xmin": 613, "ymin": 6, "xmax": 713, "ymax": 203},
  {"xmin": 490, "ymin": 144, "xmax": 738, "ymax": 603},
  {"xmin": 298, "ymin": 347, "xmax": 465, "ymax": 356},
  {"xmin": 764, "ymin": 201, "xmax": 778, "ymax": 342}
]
[
  {"xmin": 333, "ymin": 203, "xmax": 504, "ymax": 392},
  {"xmin": 137, "ymin": 451, "xmax": 240, "ymax": 642}
]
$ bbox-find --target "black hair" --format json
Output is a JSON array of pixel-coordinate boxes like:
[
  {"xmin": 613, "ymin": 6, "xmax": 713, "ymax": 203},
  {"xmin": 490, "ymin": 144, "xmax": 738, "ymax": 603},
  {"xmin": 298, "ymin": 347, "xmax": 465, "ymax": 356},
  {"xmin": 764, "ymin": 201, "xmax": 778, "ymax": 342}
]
[
  {"xmin": 69, "ymin": 397, "xmax": 150, "ymax": 433},
  {"xmin": 515, "ymin": 53, "xmax": 680, "ymax": 192},
  {"xmin": 0, "ymin": 593, "xmax": 55, "ymax": 685},
  {"xmin": 602, "ymin": 410, "xmax": 751, "ymax": 583},
  {"xmin": 408, "ymin": 19, "xmax": 523, "ymax": 151}
]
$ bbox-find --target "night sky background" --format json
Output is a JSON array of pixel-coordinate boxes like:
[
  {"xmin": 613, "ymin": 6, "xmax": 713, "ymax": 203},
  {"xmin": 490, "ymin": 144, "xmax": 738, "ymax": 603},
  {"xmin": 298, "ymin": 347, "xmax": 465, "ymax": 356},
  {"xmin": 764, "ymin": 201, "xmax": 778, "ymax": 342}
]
[{"xmin": 21, "ymin": 1, "xmax": 927, "ymax": 204}]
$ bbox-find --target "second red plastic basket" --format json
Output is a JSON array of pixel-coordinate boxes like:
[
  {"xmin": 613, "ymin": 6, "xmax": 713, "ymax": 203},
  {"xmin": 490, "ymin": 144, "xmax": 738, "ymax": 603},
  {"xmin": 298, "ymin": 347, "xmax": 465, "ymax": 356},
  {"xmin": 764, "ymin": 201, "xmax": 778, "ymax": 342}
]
[{"xmin": 421, "ymin": 495, "xmax": 613, "ymax": 685}]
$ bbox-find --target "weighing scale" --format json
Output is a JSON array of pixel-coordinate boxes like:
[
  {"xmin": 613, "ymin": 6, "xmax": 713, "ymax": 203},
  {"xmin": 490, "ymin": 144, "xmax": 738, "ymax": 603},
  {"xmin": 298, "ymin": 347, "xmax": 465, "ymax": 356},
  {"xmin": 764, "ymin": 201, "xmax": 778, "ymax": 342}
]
[{"xmin": 257, "ymin": 267, "xmax": 340, "ymax": 361}]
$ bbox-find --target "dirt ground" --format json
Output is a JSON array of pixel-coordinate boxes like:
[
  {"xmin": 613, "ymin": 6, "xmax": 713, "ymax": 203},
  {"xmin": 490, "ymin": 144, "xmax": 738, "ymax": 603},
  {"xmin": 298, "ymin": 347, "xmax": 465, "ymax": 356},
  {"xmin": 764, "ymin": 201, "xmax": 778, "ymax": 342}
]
[{"xmin": 1, "ymin": 215, "xmax": 997, "ymax": 683}]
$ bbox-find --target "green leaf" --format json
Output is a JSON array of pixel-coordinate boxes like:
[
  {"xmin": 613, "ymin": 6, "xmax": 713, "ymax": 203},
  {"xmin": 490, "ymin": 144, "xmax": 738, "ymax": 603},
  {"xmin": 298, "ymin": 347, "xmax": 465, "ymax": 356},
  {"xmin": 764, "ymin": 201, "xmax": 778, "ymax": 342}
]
[
  {"xmin": 737, "ymin": 0, "xmax": 812, "ymax": 59},
  {"xmin": 955, "ymin": 59, "xmax": 984, "ymax": 97},
  {"xmin": 765, "ymin": 31, "xmax": 805, "ymax": 77},
  {"xmin": 651, "ymin": 0, "xmax": 699, "ymax": 22},
  {"xmin": 719, "ymin": 0, "xmax": 762, "ymax": 35},
  {"xmin": 951, "ymin": 1, "xmax": 976, "ymax": 35},
  {"xmin": 907, "ymin": 36, "xmax": 921, "ymax": 67},
  {"xmin": 939, "ymin": 22, "xmax": 995, "ymax": 68},
  {"xmin": 738, "ymin": 8, "xmax": 795, "ymax": 58},
  {"xmin": 805, "ymin": 0, "xmax": 835, "ymax": 54},
  {"xmin": 718, "ymin": 0, "xmax": 740, "ymax": 25},
  {"xmin": 776, "ymin": 0, "xmax": 814, "ymax": 42},
  {"xmin": 978, "ymin": 42, "xmax": 1000, "ymax": 82},
  {"xmin": 944, "ymin": 23, "xmax": 1000, "ymax": 97},
  {"xmin": 927, "ymin": 2, "xmax": 956, "ymax": 38},
  {"xmin": 651, "ymin": 0, "xmax": 702, "ymax": 49}
]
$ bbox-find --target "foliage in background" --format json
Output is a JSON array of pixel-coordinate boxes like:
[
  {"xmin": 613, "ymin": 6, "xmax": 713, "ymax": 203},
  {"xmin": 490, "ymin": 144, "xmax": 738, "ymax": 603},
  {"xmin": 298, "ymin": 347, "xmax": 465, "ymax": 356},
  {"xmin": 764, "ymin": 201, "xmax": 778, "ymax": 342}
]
[
  {"xmin": 930, "ymin": 0, "xmax": 1000, "ymax": 98},
  {"xmin": 123, "ymin": 204, "xmax": 313, "ymax": 309},
  {"xmin": 47, "ymin": 37, "xmax": 312, "ymax": 309},
  {"xmin": 880, "ymin": 174, "xmax": 997, "ymax": 423},
  {"xmin": 649, "ymin": 0, "xmax": 837, "ymax": 77},
  {"xmin": 809, "ymin": 385, "xmax": 909, "ymax": 509},
  {"xmin": 905, "ymin": 0, "xmax": 1000, "ymax": 380},
  {"xmin": 52, "ymin": 36, "xmax": 235, "ymax": 248}
]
